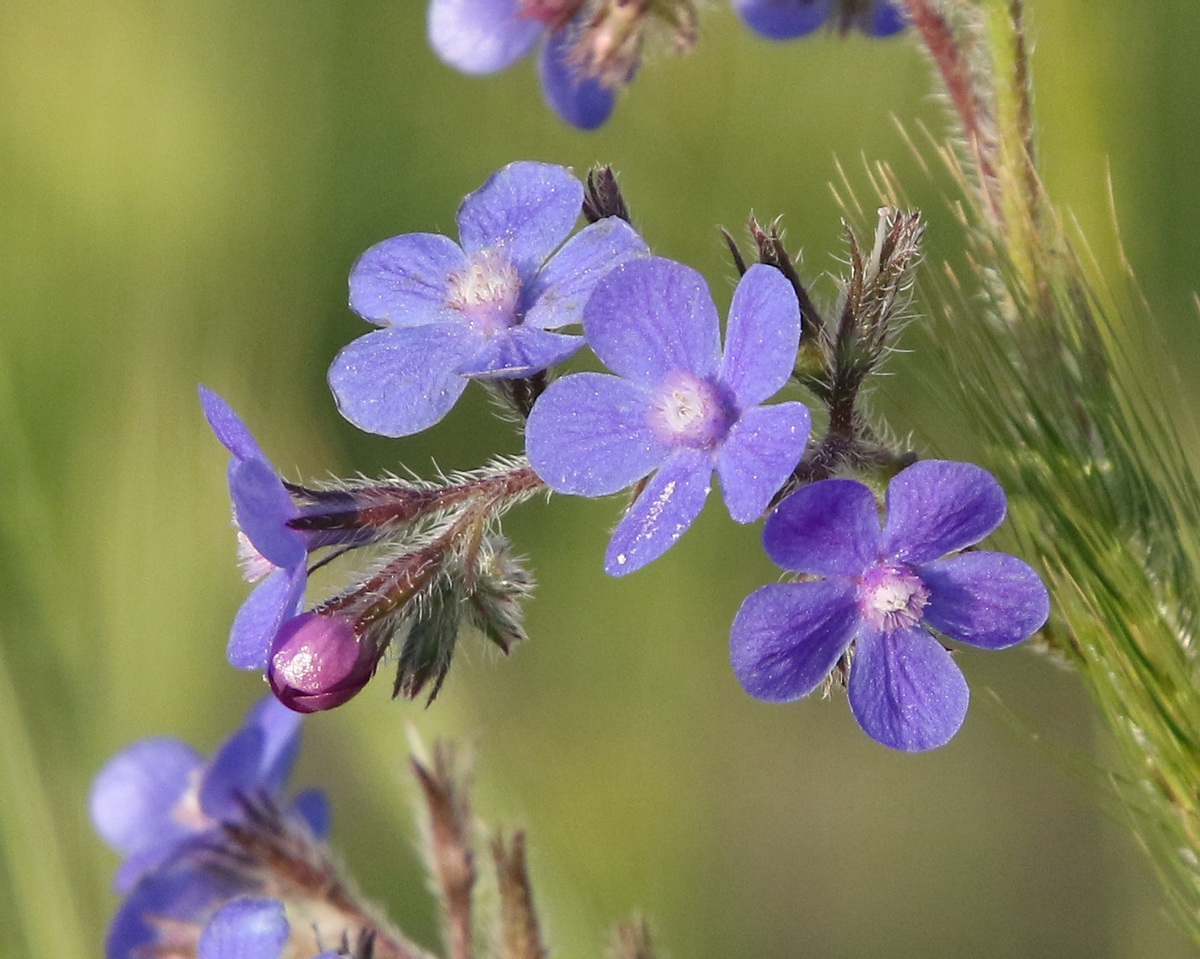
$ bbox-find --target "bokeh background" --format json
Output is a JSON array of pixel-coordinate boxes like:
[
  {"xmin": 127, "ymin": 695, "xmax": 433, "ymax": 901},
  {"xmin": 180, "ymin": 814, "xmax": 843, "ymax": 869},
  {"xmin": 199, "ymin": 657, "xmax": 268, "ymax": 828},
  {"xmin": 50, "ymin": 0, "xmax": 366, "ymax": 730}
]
[{"xmin": 4, "ymin": 2, "xmax": 1200, "ymax": 957}]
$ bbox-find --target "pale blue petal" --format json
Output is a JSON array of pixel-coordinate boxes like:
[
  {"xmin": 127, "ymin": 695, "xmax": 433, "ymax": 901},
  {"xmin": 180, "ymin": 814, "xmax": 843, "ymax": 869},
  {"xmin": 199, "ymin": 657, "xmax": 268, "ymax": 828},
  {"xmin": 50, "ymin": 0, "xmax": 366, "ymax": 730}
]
[
  {"xmin": 920, "ymin": 552, "xmax": 1050, "ymax": 649},
  {"xmin": 229, "ymin": 460, "xmax": 304, "ymax": 571},
  {"xmin": 584, "ymin": 257, "xmax": 721, "ymax": 386},
  {"xmin": 228, "ymin": 566, "xmax": 306, "ymax": 671},
  {"xmin": 456, "ymin": 161, "xmax": 583, "ymax": 277},
  {"xmin": 716, "ymin": 402, "xmax": 810, "ymax": 523},
  {"xmin": 200, "ymin": 386, "xmax": 266, "ymax": 464},
  {"xmin": 348, "ymin": 232, "xmax": 468, "ymax": 327},
  {"xmin": 848, "ymin": 625, "xmax": 970, "ymax": 751},
  {"xmin": 428, "ymin": 0, "xmax": 543, "ymax": 73},
  {"xmin": 199, "ymin": 898, "xmax": 289, "ymax": 959},
  {"xmin": 526, "ymin": 372, "xmax": 666, "ymax": 495},
  {"xmin": 456, "ymin": 326, "xmax": 583, "ymax": 378},
  {"xmin": 882, "ymin": 460, "xmax": 1006, "ymax": 563},
  {"xmin": 523, "ymin": 217, "xmax": 648, "ymax": 330},
  {"xmin": 538, "ymin": 25, "xmax": 618, "ymax": 130},
  {"xmin": 328, "ymin": 325, "xmax": 474, "ymax": 437},
  {"xmin": 718, "ymin": 264, "xmax": 802, "ymax": 408},
  {"xmin": 604, "ymin": 448, "xmax": 712, "ymax": 576},
  {"xmin": 730, "ymin": 580, "xmax": 859, "ymax": 701},
  {"xmin": 763, "ymin": 479, "xmax": 881, "ymax": 576}
]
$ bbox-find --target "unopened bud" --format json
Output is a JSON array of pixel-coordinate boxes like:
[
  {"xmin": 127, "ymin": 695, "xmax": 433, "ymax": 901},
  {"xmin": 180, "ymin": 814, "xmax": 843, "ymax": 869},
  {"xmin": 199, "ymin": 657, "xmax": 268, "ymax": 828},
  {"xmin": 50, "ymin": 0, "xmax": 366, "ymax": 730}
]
[{"xmin": 268, "ymin": 613, "xmax": 380, "ymax": 713}]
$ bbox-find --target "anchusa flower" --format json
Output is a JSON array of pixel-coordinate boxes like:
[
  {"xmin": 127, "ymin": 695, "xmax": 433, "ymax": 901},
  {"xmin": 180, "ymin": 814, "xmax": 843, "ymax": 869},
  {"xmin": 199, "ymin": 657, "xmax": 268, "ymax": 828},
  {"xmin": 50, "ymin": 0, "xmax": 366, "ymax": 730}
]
[
  {"xmin": 733, "ymin": 0, "xmax": 905, "ymax": 40},
  {"xmin": 730, "ymin": 460, "xmax": 1050, "ymax": 751},
  {"xmin": 428, "ymin": 0, "xmax": 697, "ymax": 129},
  {"xmin": 526, "ymin": 257, "xmax": 811, "ymax": 575},
  {"xmin": 330, "ymin": 161, "xmax": 647, "ymax": 438}
]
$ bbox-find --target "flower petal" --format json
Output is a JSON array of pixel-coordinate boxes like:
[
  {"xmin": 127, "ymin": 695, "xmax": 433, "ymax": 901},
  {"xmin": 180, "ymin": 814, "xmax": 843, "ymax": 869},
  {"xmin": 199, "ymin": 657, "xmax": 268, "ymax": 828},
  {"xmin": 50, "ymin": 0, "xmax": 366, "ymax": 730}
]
[
  {"xmin": 730, "ymin": 580, "xmax": 859, "ymax": 702},
  {"xmin": 347, "ymin": 232, "xmax": 468, "ymax": 327},
  {"xmin": 882, "ymin": 460, "xmax": 1007, "ymax": 563},
  {"xmin": 90, "ymin": 738, "xmax": 201, "ymax": 863},
  {"xmin": 328, "ymin": 325, "xmax": 473, "ymax": 438},
  {"xmin": 455, "ymin": 326, "xmax": 583, "ymax": 378},
  {"xmin": 200, "ymin": 387, "xmax": 266, "ymax": 464},
  {"xmin": 427, "ymin": 0, "xmax": 543, "ymax": 73},
  {"xmin": 199, "ymin": 699, "xmax": 302, "ymax": 823},
  {"xmin": 241, "ymin": 696, "xmax": 305, "ymax": 798},
  {"xmin": 864, "ymin": 1, "xmax": 906, "ymax": 36},
  {"xmin": 848, "ymin": 625, "xmax": 970, "ymax": 751},
  {"xmin": 199, "ymin": 898, "xmax": 289, "ymax": 959},
  {"xmin": 229, "ymin": 460, "xmax": 304, "ymax": 571},
  {"xmin": 604, "ymin": 448, "xmax": 712, "ymax": 576},
  {"xmin": 733, "ymin": 0, "xmax": 831, "ymax": 39},
  {"xmin": 715, "ymin": 402, "xmax": 810, "ymax": 523},
  {"xmin": 920, "ymin": 552, "xmax": 1050, "ymax": 649},
  {"xmin": 228, "ymin": 566, "xmax": 306, "ymax": 671},
  {"xmin": 763, "ymin": 478, "xmax": 882, "ymax": 576},
  {"xmin": 291, "ymin": 788, "xmax": 331, "ymax": 839},
  {"xmin": 456, "ymin": 161, "xmax": 583, "ymax": 277},
  {"xmin": 718, "ymin": 264, "xmax": 802, "ymax": 408},
  {"xmin": 526, "ymin": 371, "xmax": 667, "ymax": 495},
  {"xmin": 584, "ymin": 257, "xmax": 721, "ymax": 386},
  {"xmin": 523, "ymin": 217, "xmax": 648, "ymax": 330},
  {"xmin": 538, "ymin": 25, "xmax": 618, "ymax": 130}
]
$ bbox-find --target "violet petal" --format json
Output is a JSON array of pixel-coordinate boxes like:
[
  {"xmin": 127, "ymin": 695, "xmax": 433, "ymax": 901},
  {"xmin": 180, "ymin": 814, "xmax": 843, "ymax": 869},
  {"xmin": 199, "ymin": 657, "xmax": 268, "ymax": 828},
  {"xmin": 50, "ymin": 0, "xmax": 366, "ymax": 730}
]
[
  {"xmin": 455, "ymin": 326, "xmax": 583, "ymax": 378},
  {"xmin": 882, "ymin": 459, "xmax": 1007, "ymax": 563},
  {"xmin": 227, "ymin": 566, "xmax": 305, "ymax": 671},
  {"xmin": 90, "ymin": 737, "xmax": 201, "ymax": 861},
  {"xmin": 427, "ymin": 0, "xmax": 543, "ymax": 74},
  {"xmin": 200, "ymin": 387, "xmax": 266, "ymax": 464},
  {"xmin": 291, "ymin": 788, "xmax": 331, "ymax": 840},
  {"xmin": 456, "ymin": 161, "xmax": 583, "ymax": 277},
  {"xmin": 584, "ymin": 257, "xmax": 721, "ymax": 386},
  {"xmin": 526, "ymin": 371, "xmax": 666, "ymax": 496},
  {"xmin": 328, "ymin": 325, "xmax": 473, "ymax": 438},
  {"xmin": 347, "ymin": 232, "xmax": 468, "ymax": 327},
  {"xmin": 733, "ymin": 0, "xmax": 831, "ymax": 39},
  {"xmin": 730, "ymin": 580, "xmax": 859, "ymax": 701},
  {"xmin": 718, "ymin": 264, "xmax": 802, "ymax": 408},
  {"xmin": 229, "ymin": 459, "xmax": 304, "ymax": 571},
  {"xmin": 864, "ymin": 1, "xmax": 906, "ymax": 36},
  {"xmin": 848, "ymin": 625, "xmax": 970, "ymax": 751},
  {"xmin": 920, "ymin": 552, "xmax": 1050, "ymax": 649},
  {"xmin": 242, "ymin": 696, "xmax": 304, "ymax": 799},
  {"xmin": 715, "ymin": 402, "xmax": 811, "ymax": 523},
  {"xmin": 199, "ymin": 898, "xmax": 289, "ymax": 959},
  {"xmin": 604, "ymin": 448, "xmax": 712, "ymax": 576},
  {"xmin": 523, "ymin": 217, "xmax": 648, "ymax": 331},
  {"xmin": 538, "ymin": 25, "xmax": 618, "ymax": 130},
  {"xmin": 763, "ymin": 479, "xmax": 882, "ymax": 576}
]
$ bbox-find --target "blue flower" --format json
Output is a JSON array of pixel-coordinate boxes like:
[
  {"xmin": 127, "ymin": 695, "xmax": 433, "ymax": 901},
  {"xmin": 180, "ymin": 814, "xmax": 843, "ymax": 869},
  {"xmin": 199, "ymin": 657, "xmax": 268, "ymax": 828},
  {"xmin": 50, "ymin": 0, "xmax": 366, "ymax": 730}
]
[
  {"xmin": 199, "ymin": 899, "xmax": 342, "ymax": 959},
  {"xmin": 734, "ymin": 0, "xmax": 905, "ymax": 40},
  {"xmin": 526, "ymin": 258, "xmax": 811, "ymax": 575},
  {"xmin": 330, "ymin": 161, "xmax": 647, "ymax": 438},
  {"xmin": 90, "ymin": 698, "xmax": 330, "ymax": 958},
  {"xmin": 729, "ymin": 460, "xmax": 1051, "ymax": 751},
  {"xmin": 428, "ymin": 0, "xmax": 621, "ymax": 129}
]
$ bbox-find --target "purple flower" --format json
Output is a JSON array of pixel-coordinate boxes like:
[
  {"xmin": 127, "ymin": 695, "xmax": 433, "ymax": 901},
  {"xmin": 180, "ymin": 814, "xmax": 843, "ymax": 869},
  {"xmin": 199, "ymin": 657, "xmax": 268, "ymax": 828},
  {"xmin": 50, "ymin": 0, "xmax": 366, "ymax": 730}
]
[
  {"xmin": 729, "ymin": 460, "xmax": 1051, "ymax": 751},
  {"xmin": 198, "ymin": 898, "xmax": 343, "ymax": 959},
  {"xmin": 91, "ymin": 698, "xmax": 331, "ymax": 958},
  {"xmin": 202, "ymin": 386, "xmax": 309, "ymax": 671},
  {"xmin": 733, "ymin": 0, "xmax": 905, "ymax": 39},
  {"xmin": 330, "ymin": 161, "xmax": 648, "ymax": 438},
  {"xmin": 428, "ymin": 0, "xmax": 620, "ymax": 129},
  {"xmin": 526, "ymin": 258, "xmax": 811, "ymax": 576}
]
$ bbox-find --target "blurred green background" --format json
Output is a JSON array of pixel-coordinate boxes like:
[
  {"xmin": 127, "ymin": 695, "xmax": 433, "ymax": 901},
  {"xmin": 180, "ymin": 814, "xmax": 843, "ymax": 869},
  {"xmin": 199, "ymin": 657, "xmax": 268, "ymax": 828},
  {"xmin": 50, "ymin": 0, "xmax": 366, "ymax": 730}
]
[{"xmin": 3, "ymin": 2, "xmax": 1200, "ymax": 957}]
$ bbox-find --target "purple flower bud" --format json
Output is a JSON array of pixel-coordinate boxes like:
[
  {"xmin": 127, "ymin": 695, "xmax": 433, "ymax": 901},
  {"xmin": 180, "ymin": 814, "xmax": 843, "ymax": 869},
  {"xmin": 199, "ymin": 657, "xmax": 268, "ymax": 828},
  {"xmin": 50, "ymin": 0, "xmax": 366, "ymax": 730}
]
[{"xmin": 268, "ymin": 613, "xmax": 381, "ymax": 714}]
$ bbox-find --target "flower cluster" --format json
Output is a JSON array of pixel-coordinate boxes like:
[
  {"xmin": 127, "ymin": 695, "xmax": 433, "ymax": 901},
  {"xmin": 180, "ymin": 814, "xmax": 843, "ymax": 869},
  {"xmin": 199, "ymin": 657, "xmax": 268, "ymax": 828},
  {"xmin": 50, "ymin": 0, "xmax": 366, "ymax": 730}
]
[
  {"xmin": 200, "ymin": 161, "xmax": 1047, "ymax": 754},
  {"xmin": 89, "ymin": 698, "xmax": 342, "ymax": 959}
]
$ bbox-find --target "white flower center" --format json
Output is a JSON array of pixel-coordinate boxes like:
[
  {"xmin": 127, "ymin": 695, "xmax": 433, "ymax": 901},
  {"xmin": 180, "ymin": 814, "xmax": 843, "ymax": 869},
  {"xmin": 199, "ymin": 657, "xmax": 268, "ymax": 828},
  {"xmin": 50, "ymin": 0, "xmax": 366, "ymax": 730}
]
[
  {"xmin": 447, "ymin": 250, "xmax": 522, "ymax": 335},
  {"xmin": 647, "ymin": 371, "xmax": 733, "ymax": 449},
  {"xmin": 858, "ymin": 563, "xmax": 931, "ymax": 634}
]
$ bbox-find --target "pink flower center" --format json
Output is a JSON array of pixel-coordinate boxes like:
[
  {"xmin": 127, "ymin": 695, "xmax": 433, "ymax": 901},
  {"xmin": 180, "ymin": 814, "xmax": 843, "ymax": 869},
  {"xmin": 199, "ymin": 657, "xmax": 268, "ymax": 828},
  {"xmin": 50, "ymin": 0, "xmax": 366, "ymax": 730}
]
[
  {"xmin": 858, "ymin": 563, "xmax": 931, "ymax": 634},
  {"xmin": 647, "ymin": 371, "xmax": 734, "ymax": 449},
  {"xmin": 447, "ymin": 250, "xmax": 521, "ymax": 335}
]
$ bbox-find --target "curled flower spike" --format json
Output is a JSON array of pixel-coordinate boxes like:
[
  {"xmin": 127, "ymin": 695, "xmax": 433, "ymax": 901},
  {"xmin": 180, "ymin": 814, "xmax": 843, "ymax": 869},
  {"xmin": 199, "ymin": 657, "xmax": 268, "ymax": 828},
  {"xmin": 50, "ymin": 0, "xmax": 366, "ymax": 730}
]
[
  {"xmin": 526, "ymin": 258, "xmax": 811, "ymax": 575},
  {"xmin": 330, "ymin": 161, "xmax": 647, "ymax": 438},
  {"xmin": 734, "ymin": 0, "xmax": 905, "ymax": 40},
  {"xmin": 729, "ymin": 460, "xmax": 1050, "ymax": 751}
]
